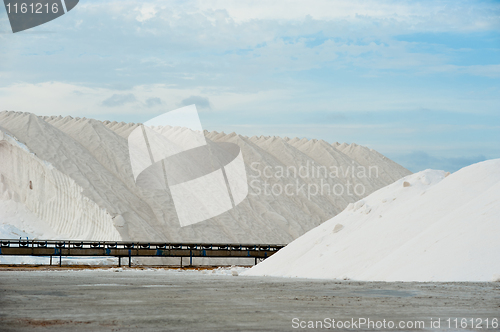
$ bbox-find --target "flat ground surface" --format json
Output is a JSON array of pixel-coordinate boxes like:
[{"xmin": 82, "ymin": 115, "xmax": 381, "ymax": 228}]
[{"xmin": 0, "ymin": 268, "xmax": 499, "ymax": 331}]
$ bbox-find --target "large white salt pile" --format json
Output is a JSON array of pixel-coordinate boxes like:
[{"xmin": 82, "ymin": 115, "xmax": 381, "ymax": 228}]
[
  {"xmin": 0, "ymin": 200, "xmax": 121, "ymax": 265},
  {"xmin": 244, "ymin": 159, "xmax": 500, "ymax": 282},
  {"xmin": 0, "ymin": 111, "xmax": 410, "ymax": 244},
  {"xmin": 0, "ymin": 199, "xmax": 57, "ymax": 240}
]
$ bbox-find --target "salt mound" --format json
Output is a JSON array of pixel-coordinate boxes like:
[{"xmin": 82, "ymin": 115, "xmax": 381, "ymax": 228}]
[
  {"xmin": 244, "ymin": 159, "xmax": 500, "ymax": 281},
  {"xmin": 0, "ymin": 111, "xmax": 410, "ymax": 244}
]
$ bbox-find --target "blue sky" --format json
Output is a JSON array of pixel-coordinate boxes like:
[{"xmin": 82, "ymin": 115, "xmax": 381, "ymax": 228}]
[{"xmin": 0, "ymin": 0, "xmax": 499, "ymax": 172}]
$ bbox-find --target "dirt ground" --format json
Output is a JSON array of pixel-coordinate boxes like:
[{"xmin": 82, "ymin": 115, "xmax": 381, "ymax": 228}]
[{"xmin": 0, "ymin": 268, "xmax": 499, "ymax": 331}]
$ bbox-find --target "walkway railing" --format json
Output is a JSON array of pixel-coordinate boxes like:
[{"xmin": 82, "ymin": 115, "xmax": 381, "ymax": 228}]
[{"xmin": 0, "ymin": 239, "xmax": 285, "ymax": 267}]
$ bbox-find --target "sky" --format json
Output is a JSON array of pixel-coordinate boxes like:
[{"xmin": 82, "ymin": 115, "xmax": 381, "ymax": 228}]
[{"xmin": 0, "ymin": 0, "xmax": 499, "ymax": 172}]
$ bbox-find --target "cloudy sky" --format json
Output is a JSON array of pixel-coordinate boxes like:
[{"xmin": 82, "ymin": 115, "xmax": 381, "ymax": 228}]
[{"xmin": 0, "ymin": 0, "xmax": 499, "ymax": 172}]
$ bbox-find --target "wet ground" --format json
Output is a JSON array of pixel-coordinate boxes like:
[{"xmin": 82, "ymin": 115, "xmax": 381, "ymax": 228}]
[{"xmin": 0, "ymin": 268, "xmax": 499, "ymax": 331}]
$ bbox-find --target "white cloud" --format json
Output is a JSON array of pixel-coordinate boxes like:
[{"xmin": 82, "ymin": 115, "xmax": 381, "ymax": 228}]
[
  {"xmin": 0, "ymin": 0, "xmax": 498, "ymax": 173},
  {"xmin": 0, "ymin": 81, "xmax": 291, "ymax": 118},
  {"xmin": 427, "ymin": 64, "xmax": 500, "ymax": 78},
  {"xmin": 0, "ymin": 82, "xmax": 178, "ymax": 117},
  {"xmin": 135, "ymin": 4, "xmax": 158, "ymax": 22},
  {"xmin": 195, "ymin": 0, "xmax": 499, "ymax": 31}
]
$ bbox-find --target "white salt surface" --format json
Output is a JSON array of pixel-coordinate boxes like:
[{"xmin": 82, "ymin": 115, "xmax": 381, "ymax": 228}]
[
  {"xmin": 0, "ymin": 111, "xmax": 410, "ymax": 245},
  {"xmin": 244, "ymin": 159, "xmax": 500, "ymax": 282},
  {"xmin": 0, "ymin": 199, "xmax": 57, "ymax": 240},
  {"xmin": 0, "ymin": 200, "xmax": 117, "ymax": 265}
]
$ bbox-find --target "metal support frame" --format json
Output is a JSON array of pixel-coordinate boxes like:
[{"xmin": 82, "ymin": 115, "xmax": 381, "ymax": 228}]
[{"xmin": 0, "ymin": 239, "xmax": 285, "ymax": 267}]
